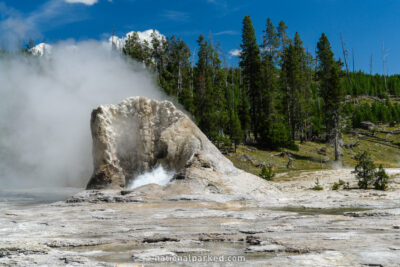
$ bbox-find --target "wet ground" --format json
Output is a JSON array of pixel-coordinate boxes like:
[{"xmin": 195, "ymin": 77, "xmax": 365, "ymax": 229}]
[{"xmin": 1, "ymin": 169, "xmax": 400, "ymax": 266}]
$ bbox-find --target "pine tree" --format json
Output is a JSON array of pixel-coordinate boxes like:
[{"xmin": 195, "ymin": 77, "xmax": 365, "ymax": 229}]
[
  {"xmin": 263, "ymin": 18, "xmax": 279, "ymax": 64},
  {"xmin": 150, "ymin": 30, "xmax": 166, "ymax": 84},
  {"xmin": 281, "ymin": 43, "xmax": 297, "ymax": 141},
  {"xmin": 239, "ymin": 15, "xmax": 262, "ymax": 140},
  {"xmin": 258, "ymin": 18, "xmax": 288, "ymax": 149},
  {"xmin": 194, "ymin": 35, "xmax": 212, "ymax": 136},
  {"xmin": 316, "ymin": 33, "xmax": 344, "ymax": 161},
  {"xmin": 238, "ymin": 85, "xmax": 251, "ymax": 141},
  {"xmin": 193, "ymin": 35, "xmax": 227, "ymax": 140},
  {"xmin": 280, "ymin": 33, "xmax": 312, "ymax": 142},
  {"xmin": 277, "ymin": 20, "xmax": 289, "ymax": 49},
  {"xmin": 123, "ymin": 32, "xmax": 145, "ymax": 62},
  {"xmin": 374, "ymin": 165, "xmax": 389, "ymax": 191},
  {"xmin": 229, "ymin": 111, "xmax": 243, "ymax": 152},
  {"xmin": 260, "ymin": 17, "xmax": 279, "ymax": 123},
  {"xmin": 353, "ymin": 151, "xmax": 376, "ymax": 189}
]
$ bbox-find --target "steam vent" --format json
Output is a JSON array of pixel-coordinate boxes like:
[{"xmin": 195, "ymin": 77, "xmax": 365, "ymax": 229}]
[{"xmin": 86, "ymin": 97, "xmax": 278, "ymax": 199}]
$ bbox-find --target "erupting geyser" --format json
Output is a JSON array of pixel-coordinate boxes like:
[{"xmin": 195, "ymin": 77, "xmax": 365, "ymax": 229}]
[
  {"xmin": 127, "ymin": 165, "xmax": 175, "ymax": 189},
  {"xmin": 86, "ymin": 97, "xmax": 279, "ymax": 199},
  {"xmin": 86, "ymin": 96, "xmax": 193, "ymax": 189}
]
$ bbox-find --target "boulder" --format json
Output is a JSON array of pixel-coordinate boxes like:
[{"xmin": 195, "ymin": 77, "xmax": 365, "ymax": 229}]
[
  {"xmin": 86, "ymin": 97, "xmax": 278, "ymax": 199},
  {"xmin": 359, "ymin": 121, "xmax": 375, "ymax": 131}
]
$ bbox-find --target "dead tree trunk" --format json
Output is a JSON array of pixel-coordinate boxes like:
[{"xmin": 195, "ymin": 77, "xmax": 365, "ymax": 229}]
[
  {"xmin": 340, "ymin": 33, "xmax": 351, "ymax": 85},
  {"xmin": 333, "ymin": 113, "xmax": 341, "ymax": 162},
  {"xmin": 382, "ymin": 40, "xmax": 387, "ymax": 90}
]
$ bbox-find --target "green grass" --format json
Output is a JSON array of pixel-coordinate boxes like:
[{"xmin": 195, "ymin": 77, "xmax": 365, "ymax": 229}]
[{"xmin": 226, "ymin": 124, "xmax": 400, "ymax": 178}]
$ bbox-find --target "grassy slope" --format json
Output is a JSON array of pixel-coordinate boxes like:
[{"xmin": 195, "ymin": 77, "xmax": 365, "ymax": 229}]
[{"xmin": 226, "ymin": 124, "xmax": 400, "ymax": 178}]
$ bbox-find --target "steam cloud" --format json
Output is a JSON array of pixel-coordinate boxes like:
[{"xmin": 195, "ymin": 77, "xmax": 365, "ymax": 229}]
[
  {"xmin": 127, "ymin": 165, "xmax": 175, "ymax": 190},
  {"xmin": 0, "ymin": 41, "xmax": 164, "ymax": 189}
]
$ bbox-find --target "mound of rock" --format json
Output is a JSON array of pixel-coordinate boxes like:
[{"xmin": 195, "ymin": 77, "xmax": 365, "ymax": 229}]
[{"xmin": 86, "ymin": 97, "xmax": 278, "ymax": 199}]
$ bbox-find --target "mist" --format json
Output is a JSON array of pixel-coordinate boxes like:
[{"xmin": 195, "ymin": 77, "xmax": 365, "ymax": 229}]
[{"xmin": 0, "ymin": 41, "xmax": 164, "ymax": 189}]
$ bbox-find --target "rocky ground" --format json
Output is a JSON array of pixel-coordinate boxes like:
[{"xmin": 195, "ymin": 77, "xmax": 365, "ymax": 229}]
[{"xmin": 1, "ymin": 169, "xmax": 400, "ymax": 266}]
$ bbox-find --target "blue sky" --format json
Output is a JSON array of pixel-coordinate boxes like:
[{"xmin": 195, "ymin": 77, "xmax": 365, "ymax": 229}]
[{"xmin": 1, "ymin": 0, "xmax": 400, "ymax": 74}]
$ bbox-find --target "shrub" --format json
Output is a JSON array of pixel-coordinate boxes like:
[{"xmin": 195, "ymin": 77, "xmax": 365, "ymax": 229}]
[
  {"xmin": 312, "ymin": 178, "xmax": 323, "ymax": 191},
  {"xmin": 374, "ymin": 165, "xmax": 389, "ymax": 191},
  {"xmin": 353, "ymin": 151, "xmax": 376, "ymax": 189},
  {"xmin": 288, "ymin": 142, "xmax": 299, "ymax": 151},
  {"xmin": 344, "ymin": 182, "xmax": 350, "ymax": 190},
  {"xmin": 332, "ymin": 179, "xmax": 346, "ymax": 190},
  {"xmin": 332, "ymin": 182, "xmax": 340, "ymax": 190},
  {"xmin": 259, "ymin": 166, "xmax": 275, "ymax": 181}
]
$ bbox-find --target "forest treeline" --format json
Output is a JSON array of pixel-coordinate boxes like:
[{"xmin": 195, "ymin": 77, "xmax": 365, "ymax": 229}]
[{"xmin": 120, "ymin": 16, "xmax": 400, "ymax": 152}]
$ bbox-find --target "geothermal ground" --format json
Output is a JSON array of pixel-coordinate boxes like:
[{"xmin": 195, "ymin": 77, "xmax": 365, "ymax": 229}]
[{"xmin": 1, "ymin": 169, "xmax": 400, "ymax": 266}]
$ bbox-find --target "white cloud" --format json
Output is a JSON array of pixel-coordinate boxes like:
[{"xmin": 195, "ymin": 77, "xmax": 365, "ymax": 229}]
[
  {"xmin": 214, "ymin": 30, "xmax": 239, "ymax": 36},
  {"xmin": 65, "ymin": 0, "xmax": 98, "ymax": 5},
  {"xmin": 229, "ymin": 49, "xmax": 241, "ymax": 57},
  {"xmin": 206, "ymin": 0, "xmax": 228, "ymax": 9},
  {"xmin": 0, "ymin": 0, "xmax": 88, "ymax": 49},
  {"xmin": 162, "ymin": 10, "xmax": 189, "ymax": 22}
]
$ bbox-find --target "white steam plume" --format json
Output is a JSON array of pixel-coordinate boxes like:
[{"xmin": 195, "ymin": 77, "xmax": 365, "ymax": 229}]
[
  {"xmin": 0, "ymin": 41, "xmax": 164, "ymax": 189},
  {"xmin": 127, "ymin": 165, "xmax": 175, "ymax": 190}
]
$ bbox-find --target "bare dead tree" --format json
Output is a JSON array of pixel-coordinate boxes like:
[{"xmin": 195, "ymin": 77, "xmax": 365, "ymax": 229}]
[
  {"xmin": 190, "ymin": 47, "xmax": 196, "ymax": 93},
  {"xmin": 382, "ymin": 40, "xmax": 388, "ymax": 90},
  {"xmin": 222, "ymin": 50, "xmax": 228, "ymax": 88},
  {"xmin": 333, "ymin": 112, "xmax": 341, "ymax": 162},
  {"xmin": 352, "ymin": 48, "xmax": 355, "ymax": 73},
  {"xmin": 340, "ymin": 33, "xmax": 351, "ymax": 85},
  {"xmin": 178, "ymin": 62, "xmax": 182, "ymax": 92}
]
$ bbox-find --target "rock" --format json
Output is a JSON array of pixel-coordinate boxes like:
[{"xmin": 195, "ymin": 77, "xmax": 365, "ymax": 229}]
[
  {"xmin": 275, "ymin": 152, "xmax": 287, "ymax": 157},
  {"xmin": 360, "ymin": 121, "xmax": 376, "ymax": 131},
  {"xmin": 343, "ymin": 141, "xmax": 360, "ymax": 149},
  {"xmin": 322, "ymin": 157, "xmax": 329, "ymax": 163},
  {"xmin": 256, "ymin": 163, "xmax": 268, "ymax": 169},
  {"xmin": 317, "ymin": 147, "xmax": 327, "ymax": 156},
  {"xmin": 240, "ymin": 154, "xmax": 254, "ymax": 164},
  {"xmin": 246, "ymin": 235, "xmax": 261, "ymax": 245},
  {"xmin": 85, "ymin": 97, "xmax": 279, "ymax": 200}
]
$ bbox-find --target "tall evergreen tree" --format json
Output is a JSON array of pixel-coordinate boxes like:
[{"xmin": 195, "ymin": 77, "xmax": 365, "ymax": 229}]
[
  {"xmin": 239, "ymin": 15, "xmax": 262, "ymax": 140},
  {"xmin": 316, "ymin": 33, "xmax": 344, "ymax": 161},
  {"xmin": 193, "ymin": 35, "xmax": 227, "ymax": 140},
  {"xmin": 280, "ymin": 33, "xmax": 312, "ymax": 142},
  {"xmin": 238, "ymin": 82, "xmax": 251, "ymax": 141},
  {"xmin": 150, "ymin": 30, "xmax": 166, "ymax": 84},
  {"xmin": 258, "ymin": 18, "xmax": 288, "ymax": 148},
  {"xmin": 277, "ymin": 20, "xmax": 289, "ymax": 50}
]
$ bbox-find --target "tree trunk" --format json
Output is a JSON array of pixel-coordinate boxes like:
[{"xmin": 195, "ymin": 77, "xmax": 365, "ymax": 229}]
[{"xmin": 333, "ymin": 114, "xmax": 341, "ymax": 162}]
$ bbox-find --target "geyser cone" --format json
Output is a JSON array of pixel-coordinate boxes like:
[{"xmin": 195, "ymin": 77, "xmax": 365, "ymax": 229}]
[
  {"xmin": 86, "ymin": 96, "xmax": 279, "ymax": 200},
  {"xmin": 87, "ymin": 96, "xmax": 199, "ymax": 189}
]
